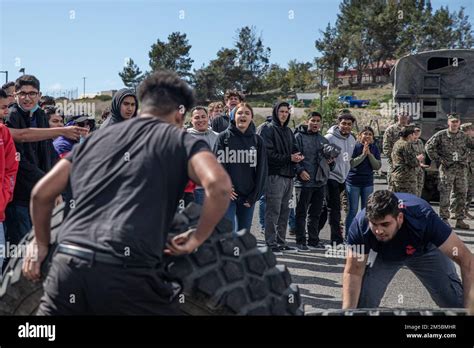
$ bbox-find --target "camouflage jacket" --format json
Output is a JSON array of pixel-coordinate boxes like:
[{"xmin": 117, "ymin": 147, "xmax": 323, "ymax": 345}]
[
  {"xmin": 412, "ymin": 139, "xmax": 424, "ymax": 154},
  {"xmin": 391, "ymin": 139, "xmax": 419, "ymax": 180},
  {"xmin": 425, "ymin": 129, "xmax": 474, "ymax": 168},
  {"xmin": 469, "ymin": 147, "xmax": 474, "ymax": 173},
  {"xmin": 382, "ymin": 123, "xmax": 403, "ymax": 165}
]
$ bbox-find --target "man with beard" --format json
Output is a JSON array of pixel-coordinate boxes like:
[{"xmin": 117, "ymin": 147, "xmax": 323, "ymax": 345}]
[{"xmin": 342, "ymin": 190, "xmax": 474, "ymax": 309}]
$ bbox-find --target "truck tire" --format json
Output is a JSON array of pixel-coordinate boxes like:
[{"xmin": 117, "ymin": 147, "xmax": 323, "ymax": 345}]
[
  {"xmin": 0, "ymin": 203, "xmax": 303, "ymax": 316},
  {"xmin": 0, "ymin": 203, "xmax": 64, "ymax": 315}
]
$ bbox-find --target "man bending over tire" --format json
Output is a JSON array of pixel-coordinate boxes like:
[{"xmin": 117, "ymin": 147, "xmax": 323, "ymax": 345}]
[
  {"xmin": 343, "ymin": 190, "xmax": 474, "ymax": 309},
  {"xmin": 22, "ymin": 70, "xmax": 232, "ymax": 315}
]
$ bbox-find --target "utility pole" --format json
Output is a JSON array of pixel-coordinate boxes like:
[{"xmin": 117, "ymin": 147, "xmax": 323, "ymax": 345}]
[
  {"xmin": 0, "ymin": 71, "xmax": 7, "ymax": 83},
  {"xmin": 82, "ymin": 77, "xmax": 86, "ymax": 98},
  {"xmin": 320, "ymin": 69, "xmax": 323, "ymax": 109}
]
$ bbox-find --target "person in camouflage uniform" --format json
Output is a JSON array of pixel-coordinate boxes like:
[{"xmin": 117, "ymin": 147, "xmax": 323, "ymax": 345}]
[
  {"xmin": 412, "ymin": 124, "xmax": 428, "ymax": 197},
  {"xmin": 425, "ymin": 113, "xmax": 474, "ymax": 229},
  {"xmin": 460, "ymin": 123, "xmax": 474, "ymax": 219},
  {"xmin": 383, "ymin": 112, "xmax": 410, "ymax": 189},
  {"xmin": 390, "ymin": 125, "xmax": 424, "ymax": 195}
]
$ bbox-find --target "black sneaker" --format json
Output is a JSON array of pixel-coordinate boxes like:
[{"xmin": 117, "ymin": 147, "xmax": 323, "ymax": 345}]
[
  {"xmin": 289, "ymin": 229, "xmax": 296, "ymax": 236},
  {"xmin": 270, "ymin": 246, "xmax": 283, "ymax": 255},
  {"xmin": 295, "ymin": 244, "xmax": 310, "ymax": 252},
  {"xmin": 279, "ymin": 245, "xmax": 298, "ymax": 253}
]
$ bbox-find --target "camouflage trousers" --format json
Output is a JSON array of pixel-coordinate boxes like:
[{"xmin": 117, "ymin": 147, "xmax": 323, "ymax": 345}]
[
  {"xmin": 391, "ymin": 179, "xmax": 418, "ymax": 196},
  {"xmin": 416, "ymin": 167, "xmax": 424, "ymax": 197},
  {"xmin": 466, "ymin": 168, "xmax": 474, "ymax": 213},
  {"xmin": 439, "ymin": 164, "xmax": 467, "ymax": 220},
  {"xmin": 386, "ymin": 164, "xmax": 393, "ymax": 191}
]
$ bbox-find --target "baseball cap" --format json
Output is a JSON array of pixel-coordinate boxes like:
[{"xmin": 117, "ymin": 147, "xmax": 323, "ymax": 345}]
[{"xmin": 447, "ymin": 112, "xmax": 460, "ymax": 120}]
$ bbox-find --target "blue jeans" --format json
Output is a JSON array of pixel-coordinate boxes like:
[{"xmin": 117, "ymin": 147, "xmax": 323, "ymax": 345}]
[
  {"xmin": 259, "ymin": 195, "xmax": 296, "ymax": 231},
  {"xmin": 288, "ymin": 208, "xmax": 296, "ymax": 230},
  {"xmin": 225, "ymin": 200, "xmax": 255, "ymax": 234},
  {"xmin": 345, "ymin": 184, "xmax": 373, "ymax": 233},
  {"xmin": 259, "ymin": 195, "xmax": 265, "ymax": 230},
  {"xmin": 0, "ymin": 223, "xmax": 4, "ymax": 275},
  {"xmin": 358, "ymin": 246, "xmax": 463, "ymax": 308},
  {"xmin": 194, "ymin": 188, "xmax": 205, "ymax": 206},
  {"xmin": 5, "ymin": 204, "xmax": 32, "ymax": 246}
]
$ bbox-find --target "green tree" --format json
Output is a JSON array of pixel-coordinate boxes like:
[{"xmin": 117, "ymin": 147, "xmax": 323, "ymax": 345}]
[
  {"xmin": 336, "ymin": 0, "xmax": 371, "ymax": 86},
  {"xmin": 148, "ymin": 32, "xmax": 194, "ymax": 79},
  {"xmin": 315, "ymin": 22, "xmax": 345, "ymax": 86},
  {"xmin": 192, "ymin": 48, "xmax": 243, "ymax": 102},
  {"xmin": 286, "ymin": 60, "xmax": 314, "ymax": 92},
  {"xmin": 453, "ymin": 7, "xmax": 474, "ymax": 48},
  {"xmin": 235, "ymin": 26, "xmax": 271, "ymax": 95},
  {"xmin": 192, "ymin": 65, "xmax": 218, "ymax": 103},
  {"xmin": 118, "ymin": 58, "xmax": 143, "ymax": 90},
  {"xmin": 262, "ymin": 64, "xmax": 289, "ymax": 93}
]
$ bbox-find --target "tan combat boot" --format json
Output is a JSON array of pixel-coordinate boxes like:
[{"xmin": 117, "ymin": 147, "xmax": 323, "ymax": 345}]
[{"xmin": 455, "ymin": 219, "xmax": 470, "ymax": 230}]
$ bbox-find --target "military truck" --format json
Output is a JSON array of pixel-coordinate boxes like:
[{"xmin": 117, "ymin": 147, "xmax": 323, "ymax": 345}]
[{"xmin": 391, "ymin": 49, "xmax": 474, "ymax": 202}]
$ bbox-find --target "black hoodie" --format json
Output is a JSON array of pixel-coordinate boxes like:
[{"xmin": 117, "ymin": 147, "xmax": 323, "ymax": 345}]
[
  {"xmin": 294, "ymin": 124, "xmax": 332, "ymax": 188},
  {"xmin": 258, "ymin": 102, "xmax": 298, "ymax": 177},
  {"xmin": 6, "ymin": 103, "xmax": 55, "ymax": 206},
  {"xmin": 213, "ymin": 120, "xmax": 267, "ymax": 205},
  {"xmin": 211, "ymin": 114, "xmax": 230, "ymax": 133},
  {"xmin": 101, "ymin": 88, "xmax": 138, "ymax": 129}
]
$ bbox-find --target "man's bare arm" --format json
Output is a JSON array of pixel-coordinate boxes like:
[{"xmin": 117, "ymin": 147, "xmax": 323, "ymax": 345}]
[
  {"xmin": 439, "ymin": 232, "xmax": 474, "ymax": 307},
  {"xmin": 342, "ymin": 250, "xmax": 368, "ymax": 309},
  {"xmin": 165, "ymin": 151, "xmax": 232, "ymax": 255},
  {"xmin": 30, "ymin": 159, "xmax": 71, "ymax": 246},
  {"xmin": 23, "ymin": 159, "xmax": 71, "ymax": 281},
  {"xmin": 9, "ymin": 126, "xmax": 88, "ymax": 143}
]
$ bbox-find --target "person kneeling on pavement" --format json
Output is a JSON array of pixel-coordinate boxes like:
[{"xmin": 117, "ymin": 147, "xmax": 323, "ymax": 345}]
[{"xmin": 342, "ymin": 190, "xmax": 474, "ymax": 309}]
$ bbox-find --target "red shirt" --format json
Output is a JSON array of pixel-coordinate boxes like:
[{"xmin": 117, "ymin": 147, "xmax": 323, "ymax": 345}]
[
  {"xmin": 184, "ymin": 180, "xmax": 196, "ymax": 193},
  {"xmin": 0, "ymin": 124, "xmax": 19, "ymax": 221}
]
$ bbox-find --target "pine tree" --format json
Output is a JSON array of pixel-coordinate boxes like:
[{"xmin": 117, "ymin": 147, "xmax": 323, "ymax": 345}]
[{"xmin": 118, "ymin": 58, "xmax": 143, "ymax": 91}]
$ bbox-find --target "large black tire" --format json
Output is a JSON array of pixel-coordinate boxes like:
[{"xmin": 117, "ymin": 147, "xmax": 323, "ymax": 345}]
[
  {"xmin": 0, "ymin": 203, "xmax": 302, "ymax": 316},
  {"xmin": 0, "ymin": 203, "xmax": 64, "ymax": 315},
  {"xmin": 164, "ymin": 204, "xmax": 302, "ymax": 315}
]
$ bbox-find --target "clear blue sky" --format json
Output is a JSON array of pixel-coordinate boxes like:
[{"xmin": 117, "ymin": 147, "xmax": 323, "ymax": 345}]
[{"xmin": 0, "ymin": 0, "xmax": 472, "ymax": 96}]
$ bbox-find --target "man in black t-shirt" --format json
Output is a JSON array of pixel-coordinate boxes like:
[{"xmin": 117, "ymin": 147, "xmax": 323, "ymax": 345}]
[
  {"xmin": 342, "ymin": 190, "xmax": 474, "ymax": 309},
  {"xmin": 22, "ymin": 71, "xmax": 232, "ymax": 315}
]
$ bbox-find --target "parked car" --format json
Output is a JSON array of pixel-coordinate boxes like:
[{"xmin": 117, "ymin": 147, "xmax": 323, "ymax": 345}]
[{"xmin": 338, "ymin": 95, "xmax": 370, "ymax": 108}]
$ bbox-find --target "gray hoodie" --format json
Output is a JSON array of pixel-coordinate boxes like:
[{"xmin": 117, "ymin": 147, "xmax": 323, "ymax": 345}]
[
  {"xmin": 186, "ymin": 127, "xmax": 219, "ymax": 149},
  {"xmin": 325, "ymin": 125, "xmax": 356, "ymax": 183}
]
